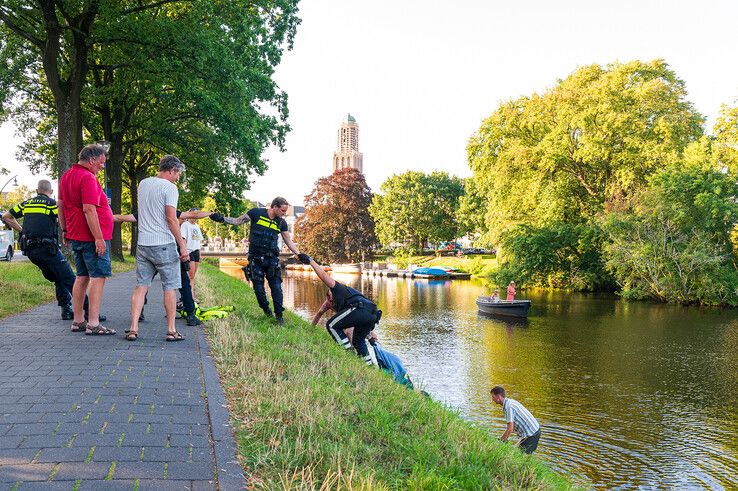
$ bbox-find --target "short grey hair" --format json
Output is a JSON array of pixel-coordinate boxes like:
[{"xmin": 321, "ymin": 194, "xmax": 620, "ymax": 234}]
[
  {"xmin": 37, "ymin": 180, "xmax": 53, "ymax": 194},
  {"xmin": 78, "ymin": 144, "xmax": 106, "ymax": 163},
  {"xmin": 159, "ymin": 155, "xmax": 185, "ymax": 172}
]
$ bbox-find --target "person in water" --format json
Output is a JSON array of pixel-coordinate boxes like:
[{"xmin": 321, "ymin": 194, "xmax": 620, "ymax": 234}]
[
  {"xmin": 506, "ymin": 281, "xmax": 516, "ymax": 301},
  {"xmin": 491, "ymin": 385, "xmax": 541, "ymax": 454},
  {"xmin": 299, "ymin": 253, "xmax": 381, "ymax": 365}
]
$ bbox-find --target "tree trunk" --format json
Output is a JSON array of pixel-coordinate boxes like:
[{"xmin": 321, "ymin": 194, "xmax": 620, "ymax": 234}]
[
  {"xmin": 107, "ymin": 140, "xmax": 124, "ymax": 261},
  {"xmin": 55, "ymin": 96, "xmax": 83, "ymax": 177}
]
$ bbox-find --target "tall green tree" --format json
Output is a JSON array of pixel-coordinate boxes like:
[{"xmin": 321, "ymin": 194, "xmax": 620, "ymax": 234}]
[
  {"xmin": 295, "ymin": 168, "xmax": 375, "ymax": 263},
  {"xmin": 369, "ymin": 171, "xmax": 464, "ymax": 251},
  {"xmin": 2, "ymin": 0, "xmax": 301, "ymax": 259},
  {"xmin": 467, "ymin": 59, "xmax": 704, "ymax": 244},
  {"xmin": 603, "ymin": 162, "xmax": 738, "ymax": 305}
]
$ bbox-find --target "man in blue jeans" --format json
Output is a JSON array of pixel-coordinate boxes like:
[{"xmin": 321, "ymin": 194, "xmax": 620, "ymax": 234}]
[{"xmin": 58, "ymin": 144, "xmax": 115, "ymax": 335}]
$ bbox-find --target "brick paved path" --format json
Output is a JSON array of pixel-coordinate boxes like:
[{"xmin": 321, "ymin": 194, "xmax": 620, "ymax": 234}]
[{"xmin": 0, "ymin": 271, "xmax": 243, "ymax": 490}]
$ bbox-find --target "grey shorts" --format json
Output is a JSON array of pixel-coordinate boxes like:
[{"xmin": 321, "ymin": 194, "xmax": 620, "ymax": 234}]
[{"xmin": 136, "ymin": 243, "xmax": 182, "ymax": 290}]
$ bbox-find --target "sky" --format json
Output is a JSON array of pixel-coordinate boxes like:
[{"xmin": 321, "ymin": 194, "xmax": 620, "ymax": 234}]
[{"xmin": 2, "ymin": 0, "xmax": 738, "ymax": 204}]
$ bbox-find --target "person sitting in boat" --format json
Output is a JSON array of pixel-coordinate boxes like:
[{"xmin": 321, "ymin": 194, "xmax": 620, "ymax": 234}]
[
  {"xmin": 491, "ymin": 288, "xmax": 500, "ymax": 302},
  {"xmin": 507, "ymin": 281, "xmax": 516, "ymax": 301},
  {"xmin": 299, "ymin": 253, "xmax": 381, "ymax": 366}
]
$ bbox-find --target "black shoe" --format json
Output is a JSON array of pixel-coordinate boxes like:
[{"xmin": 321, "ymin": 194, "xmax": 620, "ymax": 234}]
[
  {"xmin": 84, "ymin": 312, "xmax": 107, "ymax": 322},
  {"xmin": 61, "ymin": 305, "xmax": 74, "ymax": 320},
  {"xmin": 263, "ymin": 309, "xmax": 274, "ymax": 318},
  {"xmin": 186, "ymin": 314, "xmax": 202, "ymax": 326},
  {"xmin": 139, "ymin": 313, "xmax": 145, "ymax": 322},
  {"xmin": 276, "ymin": 316, "xmax": 285, "ymax": 326}
]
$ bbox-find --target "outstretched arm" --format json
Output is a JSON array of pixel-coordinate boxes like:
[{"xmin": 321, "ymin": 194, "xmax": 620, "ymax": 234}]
[
  {"xmin": 281, "ymin": 231, "xmax": 300, "ymax": 255},
  {"xmin": 180, "ymin": 210, "xmax": 214, "ymax": 220},
  {"xmin": 311, "ymin": 298, "xmax": 333, "ymax": 325},
  {"xmin": 308, "ymin": 257, "xmax": 335, "ymax": 288},
  {"xmin": 113, "ymin": 214, "xmax": 136, "ymax": 223},
  {"xmin": 223, "ymin": 212, "xmax": 250, "ymax": 225}
]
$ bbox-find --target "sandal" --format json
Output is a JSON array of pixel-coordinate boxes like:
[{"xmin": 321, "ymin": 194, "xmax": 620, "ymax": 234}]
[
  {"xmin": 71, "ymin": 321, "xmax": 87, "ymax": 332},
  {"xmin": 124, "ymin": 329, "xmax": 138, "ymax": 341},
  {"xmin": 166, "ymin": 331, "xmax": 185, "ymax": 342},
  {"xmin": 85, "ymin": 324, "xmax": 116, "ymax": 336}
]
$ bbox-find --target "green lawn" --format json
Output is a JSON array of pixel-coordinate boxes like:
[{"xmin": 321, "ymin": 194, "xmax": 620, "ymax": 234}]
[
  {"xmin": 198, "ymin": 264, "xmax": 576, "ymax": 490},
  {"xmin": 0, "ymin": 256, "xmax": 135, "ymax": 320}
]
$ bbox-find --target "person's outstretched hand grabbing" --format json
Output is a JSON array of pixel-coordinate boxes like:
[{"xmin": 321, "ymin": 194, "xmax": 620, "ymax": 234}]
[
  {"xmin": 297, "ymin": 253, "xmax": 312, "ymax": 265},
  {"xmin": 209, "ymin": 212, "xmax": 225, "ymax": 223}
]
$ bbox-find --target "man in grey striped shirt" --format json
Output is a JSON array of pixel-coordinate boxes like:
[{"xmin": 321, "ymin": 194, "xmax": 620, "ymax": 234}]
[{"xmin": 491, "ymin": 385, "xmax": 541, "ymax": 454}]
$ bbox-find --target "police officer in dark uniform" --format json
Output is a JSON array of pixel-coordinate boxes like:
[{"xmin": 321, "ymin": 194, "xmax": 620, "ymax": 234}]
[
  {"xmin": 302, "ymin": 253, "xmax": 381, "ymax": 365},
  {"xmin": 217, "ymin": 197, "xmax": 303, "ymax": 325},
  {"xmin": 2, "ymin": 180, "xmax": 101, "ymax": 321}
]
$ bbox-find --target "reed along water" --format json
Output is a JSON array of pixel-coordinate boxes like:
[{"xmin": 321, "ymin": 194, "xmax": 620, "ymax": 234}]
[{"xmin": 221, "ymin": 264, "xmax": 738, "ymax": 489}]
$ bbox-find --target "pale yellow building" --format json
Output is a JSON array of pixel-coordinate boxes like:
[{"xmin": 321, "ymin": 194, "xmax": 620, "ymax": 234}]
[{"xmin": 332, "ymin": 114, "xmax": 363, "ymax": 173}]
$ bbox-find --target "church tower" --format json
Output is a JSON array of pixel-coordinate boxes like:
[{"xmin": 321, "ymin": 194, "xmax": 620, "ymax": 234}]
[{"xmin": 332, "ymin": 114, "xmax": 363, "ymax": 173}]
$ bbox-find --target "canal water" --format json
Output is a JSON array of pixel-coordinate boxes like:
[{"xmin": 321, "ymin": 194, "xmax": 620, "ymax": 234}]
[{"xmin": 222, "ymin": 265, "xmax": 738, "ymax": 489}]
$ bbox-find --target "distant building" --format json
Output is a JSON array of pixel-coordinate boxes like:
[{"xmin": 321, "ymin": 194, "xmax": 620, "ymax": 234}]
[{"xmin": 332, "ymin": 113, "xmax": 363, "ymax": 173}]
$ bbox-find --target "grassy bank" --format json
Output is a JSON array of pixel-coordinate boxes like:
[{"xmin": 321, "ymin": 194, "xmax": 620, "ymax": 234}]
[
  {"xmin": 0, "ymin": 257, "xmax": 135, "ymax": 320},
  {"xmin": 198, "ymin": 263, "xmax": 575, "ymax": 490}
]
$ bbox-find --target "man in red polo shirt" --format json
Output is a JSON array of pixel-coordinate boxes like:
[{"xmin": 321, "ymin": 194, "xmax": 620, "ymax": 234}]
[{"xmin": 58, "ymin": 144, "xmax": 115, "ymax": 336}]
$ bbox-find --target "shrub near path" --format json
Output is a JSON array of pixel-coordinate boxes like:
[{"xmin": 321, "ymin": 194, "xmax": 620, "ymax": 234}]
[{"xmin": 198, "ymin": 263, "xmax": 576, "ymax": 490}]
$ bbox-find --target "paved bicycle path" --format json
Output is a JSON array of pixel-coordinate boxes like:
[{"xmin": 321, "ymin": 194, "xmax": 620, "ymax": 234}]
[{"xmin": 0, "ymin": 271, "xmax": 243, "ymax": 490}]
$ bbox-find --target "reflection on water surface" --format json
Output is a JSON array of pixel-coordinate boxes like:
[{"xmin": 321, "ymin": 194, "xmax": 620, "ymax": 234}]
[{"xmin": 222, "ymin": 265, "xmax": 738, "ymax": 489}]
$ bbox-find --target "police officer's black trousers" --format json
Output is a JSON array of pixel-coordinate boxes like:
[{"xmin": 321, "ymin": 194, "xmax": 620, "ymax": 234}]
[
  {"xmin": 326, "ymin": 305, "xmax": 377, "ymax": 363},
  {"xmin": 247, "ymin": 256, "xmax": 283, "ymax": 317},
  {"xmin": 26, "ymin": 247, "xmax": 76, "ymax": 307}
]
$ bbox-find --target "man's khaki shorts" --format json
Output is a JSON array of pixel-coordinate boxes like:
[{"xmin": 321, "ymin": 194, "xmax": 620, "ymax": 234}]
[{"xmin": 136, "ymin": 243, "xmax": 181, "ymax": 290}]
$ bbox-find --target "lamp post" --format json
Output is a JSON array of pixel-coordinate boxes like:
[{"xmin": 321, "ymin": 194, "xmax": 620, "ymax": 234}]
[
  {"xmin": 96, "ymin": 140, "xmax": 111, "ymax": 201},
  {"xmin": 0, "ymin": 175, "xmax": 18, "ymax": 195}
]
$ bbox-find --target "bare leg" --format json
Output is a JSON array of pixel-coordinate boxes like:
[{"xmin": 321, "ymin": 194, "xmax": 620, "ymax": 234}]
[
  {"xmin": 129, "ymin": 286, "xmax": 149, "ymax": 334},
  {"xmin": 163, "ymin": 289, "xmax": 178, "ymax": 334},
  {"xmin": 85, "ymin": 278, "xmax": 106, "ymax": 326},
  {"xmin": 188, "ymin": 262, "xmax": 199, "ymax": 300},
  {"xmin": 72, "ymin": 276, "xmax": 90, "ymax": 324}
]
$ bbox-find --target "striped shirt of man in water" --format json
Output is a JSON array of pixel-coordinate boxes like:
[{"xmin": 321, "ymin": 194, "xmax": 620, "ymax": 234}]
[{"xmin": 491, "ymin": 385, "xmax": 542, "ymax": 454}]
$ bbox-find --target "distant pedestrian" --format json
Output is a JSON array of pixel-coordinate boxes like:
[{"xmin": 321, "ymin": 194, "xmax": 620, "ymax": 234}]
[
  {"xmin": 506, "ymin": 281, "xmax": 516, "ymax": 301},
  {"xmin": 490, "ymin": 386, "xmax": 541, "ymax": 454},
  {"xmin": 58, "ymin": 144, "xmax": 114, "ymax": 335},
  {"xmin": 125, "ymin": 155, "xmax": 190, "ymax": 342},
  {"xmin": 241, "ymin": 236, "xmax": 248, "ymax": 253}
]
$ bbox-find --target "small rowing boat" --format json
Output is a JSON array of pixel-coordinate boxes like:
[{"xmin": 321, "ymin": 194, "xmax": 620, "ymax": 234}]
[{"xmin": 476, "ymin": 297, "xmax": 532, "ymax": 318}]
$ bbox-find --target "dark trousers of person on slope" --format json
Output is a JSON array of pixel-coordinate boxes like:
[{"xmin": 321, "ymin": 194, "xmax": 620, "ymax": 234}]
[
  {"xmin": 244, "ymin": 255, "xmax": 283, "ymax": 320},
  {"xmin": 326, "ymin": 302, "xmax": 378, "ymax": 365}
]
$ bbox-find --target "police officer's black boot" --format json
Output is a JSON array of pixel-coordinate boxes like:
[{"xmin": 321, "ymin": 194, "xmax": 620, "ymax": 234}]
[
  {"xmin": 275, "ymin": 316, "xmax": 285, "ymax": 326},
  {"xmin": 60, "ymin": 304, "xmax": 74, "ymax": 320},
  {"xmin": 263, "ymin": 308, "xmax": 273, "ymax": 318},
  {"xmin": 186, "ymin": 313, "xmax": 202, "ymax": 326}
]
